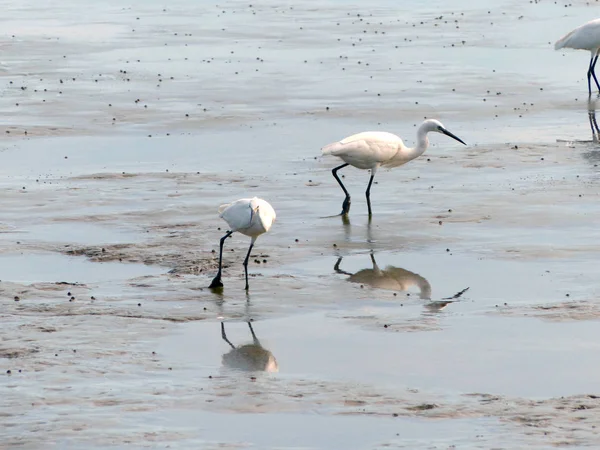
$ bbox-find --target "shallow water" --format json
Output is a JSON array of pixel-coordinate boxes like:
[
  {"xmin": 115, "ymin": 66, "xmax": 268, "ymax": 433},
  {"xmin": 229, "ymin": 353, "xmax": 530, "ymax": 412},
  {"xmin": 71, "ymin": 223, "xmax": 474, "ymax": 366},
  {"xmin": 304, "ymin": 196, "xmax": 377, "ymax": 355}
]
[{"xmin": 2, "ymin": 0, "xmax": 600, "ymax": 448}]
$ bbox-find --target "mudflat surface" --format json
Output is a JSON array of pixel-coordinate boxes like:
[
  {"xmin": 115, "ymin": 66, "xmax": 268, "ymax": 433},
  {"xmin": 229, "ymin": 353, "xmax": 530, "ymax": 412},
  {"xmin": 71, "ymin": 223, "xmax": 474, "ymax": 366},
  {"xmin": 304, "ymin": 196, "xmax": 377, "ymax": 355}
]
[{"xmin": 2, "ymin": 0, "xmax": 600, "ymax": 448}]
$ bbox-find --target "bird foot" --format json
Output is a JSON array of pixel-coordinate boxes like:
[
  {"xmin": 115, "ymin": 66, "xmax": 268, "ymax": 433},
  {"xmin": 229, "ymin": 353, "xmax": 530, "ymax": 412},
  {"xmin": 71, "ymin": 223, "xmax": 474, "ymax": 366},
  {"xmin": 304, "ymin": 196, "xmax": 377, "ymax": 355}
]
[
  {"xmin": 341, "ymin": 198, "xmax": 351, "ymax": 215},
  {"xmin": 209, "ymin": 276, "xmax": 224, "ymax": 289}
]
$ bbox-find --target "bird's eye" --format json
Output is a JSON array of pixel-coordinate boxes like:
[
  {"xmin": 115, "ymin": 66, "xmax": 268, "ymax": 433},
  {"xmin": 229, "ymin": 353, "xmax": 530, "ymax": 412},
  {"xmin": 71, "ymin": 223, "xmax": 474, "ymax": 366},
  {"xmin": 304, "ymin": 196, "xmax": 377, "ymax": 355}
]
[{"xmin": 438, "ymin": 126, "xmax": 443, "ymax": 131}]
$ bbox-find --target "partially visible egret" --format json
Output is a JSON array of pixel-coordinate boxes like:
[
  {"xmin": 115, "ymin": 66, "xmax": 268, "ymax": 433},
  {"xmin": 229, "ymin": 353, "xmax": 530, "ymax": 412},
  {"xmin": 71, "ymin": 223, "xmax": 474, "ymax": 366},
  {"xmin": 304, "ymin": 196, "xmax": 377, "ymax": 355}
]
[
  {"xmin": 321, "ymin": 119, "xmax": 466, "ymax": 216},
  {"xmin": 555, "ymin": 18, "xmax": 600, "ymax": 95},
  {"xmin": 221, "ymin": 322, "xmax": 278, "ymax": 372},
  {"xmin": 209, "ymin": 197, "xmax": 276, "ymax": 291}
]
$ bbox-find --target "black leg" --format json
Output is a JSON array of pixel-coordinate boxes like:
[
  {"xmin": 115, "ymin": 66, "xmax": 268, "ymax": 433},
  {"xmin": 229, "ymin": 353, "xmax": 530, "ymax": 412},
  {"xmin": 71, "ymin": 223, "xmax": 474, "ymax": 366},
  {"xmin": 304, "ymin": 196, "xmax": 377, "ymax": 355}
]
[
  {"xmin": 592, "ymin": 54, "xmax": 600, "ymax": 92},
  {"xmin": 365, "ymin": 173, "xmax": 375, "ymax": 216},
  {"xmin": 332, "ymin": 163, "xmax": 351, "ymax": 215},
  {"xmin": 588, "ymin": 54, "xmax": 599, "ymax": 96},
  {"xmin": 209, "ymin": 231, "xmax": 233, "ymax": 289},
  {"xmin": 243, "ymin": 242, "xmax": 255, "ymax": 291},
  {"xmin": 221, "ymin": 322, "xmax": 236, "ymax": 349}
]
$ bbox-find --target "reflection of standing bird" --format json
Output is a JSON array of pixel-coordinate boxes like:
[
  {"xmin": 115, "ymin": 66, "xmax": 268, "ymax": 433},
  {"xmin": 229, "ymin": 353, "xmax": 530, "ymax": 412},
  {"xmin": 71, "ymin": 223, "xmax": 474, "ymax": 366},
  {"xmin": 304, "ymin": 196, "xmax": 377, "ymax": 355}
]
[
  {"xmin": 221, "ymin": 322, "xmax": 278, "ymax": 372},
  {"xmin": 209, "ymin": 197, "xmax": 276, "ymax": 291},
  {"xmin": 334, "ymin": 253, "xmax": 432, "ymax": 299},
  {"xmin": 321, "ymin": 119, "xmax": 466, "ymax": 216},
  {"xmin": 555, "ymin": 18, "xmax": 600, "ymax": 95}
]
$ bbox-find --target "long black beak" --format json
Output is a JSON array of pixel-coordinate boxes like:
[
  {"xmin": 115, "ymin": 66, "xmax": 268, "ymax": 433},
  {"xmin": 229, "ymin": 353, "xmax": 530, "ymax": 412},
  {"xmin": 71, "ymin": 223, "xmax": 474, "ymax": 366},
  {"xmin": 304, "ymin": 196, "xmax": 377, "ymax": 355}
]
[{"xmin": 441, "ymin": 128, "xmax": 467, "ymax": 145}]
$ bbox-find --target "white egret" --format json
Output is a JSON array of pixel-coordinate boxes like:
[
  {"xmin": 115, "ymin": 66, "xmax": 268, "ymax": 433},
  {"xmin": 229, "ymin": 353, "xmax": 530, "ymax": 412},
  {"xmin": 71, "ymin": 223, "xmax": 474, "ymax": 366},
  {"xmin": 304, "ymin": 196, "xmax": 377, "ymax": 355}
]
[
  {"xmin": 555, "ymin": 18, "xmax": 600, "ymax": 95},
  {"xmin": 321, "ymin": 119, "xmax": 466, "ymax": 216},
  {"xmin": 221, "ymin": 322, "xmax": 278, "ymax": 372},
  {"xmin": 209, "ymin": 197, "xmax": 276, "ymax": 291}
]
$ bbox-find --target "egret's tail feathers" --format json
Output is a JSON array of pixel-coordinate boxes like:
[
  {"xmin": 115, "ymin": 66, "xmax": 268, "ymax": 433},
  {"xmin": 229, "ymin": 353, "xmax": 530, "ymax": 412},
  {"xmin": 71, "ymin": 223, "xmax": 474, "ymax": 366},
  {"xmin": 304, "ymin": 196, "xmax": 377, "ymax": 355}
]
[
  {"xmin": 555, "ymin": 30, "xmax": 576, "ymax": 50},
  {"xmin": 217, "ymin": 203, "xmax": 231, "ymax": 216},
  {"xmin": 321, "ymin": 141, "xmax": 342, "ymax": 156}
]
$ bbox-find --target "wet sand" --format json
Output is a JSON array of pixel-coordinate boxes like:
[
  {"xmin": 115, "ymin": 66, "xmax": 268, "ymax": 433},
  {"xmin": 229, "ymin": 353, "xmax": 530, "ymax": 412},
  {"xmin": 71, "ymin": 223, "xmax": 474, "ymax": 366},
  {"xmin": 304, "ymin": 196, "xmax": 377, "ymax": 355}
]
[{"xmin": 3, "ymin": 0, "xmax": 600, "ymax": 448}]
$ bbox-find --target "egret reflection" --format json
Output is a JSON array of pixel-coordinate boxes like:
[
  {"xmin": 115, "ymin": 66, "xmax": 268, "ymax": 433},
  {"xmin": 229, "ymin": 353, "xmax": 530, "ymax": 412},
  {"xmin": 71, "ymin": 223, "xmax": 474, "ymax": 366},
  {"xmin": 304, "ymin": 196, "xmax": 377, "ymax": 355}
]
[
  {"xmin": 220, "ymin": 322, "xmax": 278, "ymax": 372},
  {"xmin": 334, "ymin": 253, "xmax": 432, "ymax": 299},
  {"xmin": 588, "ymin": 97, "xmax": 600, "ymax": 142}
]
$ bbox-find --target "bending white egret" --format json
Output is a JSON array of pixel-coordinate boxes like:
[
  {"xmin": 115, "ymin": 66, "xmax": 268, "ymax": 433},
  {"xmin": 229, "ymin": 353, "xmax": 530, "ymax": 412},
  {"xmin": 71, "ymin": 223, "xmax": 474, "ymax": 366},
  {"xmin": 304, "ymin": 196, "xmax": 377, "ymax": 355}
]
[
  {"xmin": 321, "ymin": 119, "xmax": 466, "ymax": 216},
  {"xmin": 209, "ymin": 197, "xmax": 276, "ymax": 291},
  {"xmin": 555, "ymin": 18, "xmax": 600, "ymax": 95}
]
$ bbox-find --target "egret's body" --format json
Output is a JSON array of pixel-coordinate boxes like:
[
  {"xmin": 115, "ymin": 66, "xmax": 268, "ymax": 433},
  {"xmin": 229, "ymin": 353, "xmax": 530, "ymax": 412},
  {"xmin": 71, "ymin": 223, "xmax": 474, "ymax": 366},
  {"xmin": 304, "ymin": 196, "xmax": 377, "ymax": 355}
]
[
  {"xmin": 555, "ymin": 18, "xmax": 600, "ymax": 94},
  {"xmin": 209, "ymin": 197, "xmax": 276, "ymax": 290},
  {"xmin": 321, "ymin": 119, "xmax": 466, "ymax": 216}
]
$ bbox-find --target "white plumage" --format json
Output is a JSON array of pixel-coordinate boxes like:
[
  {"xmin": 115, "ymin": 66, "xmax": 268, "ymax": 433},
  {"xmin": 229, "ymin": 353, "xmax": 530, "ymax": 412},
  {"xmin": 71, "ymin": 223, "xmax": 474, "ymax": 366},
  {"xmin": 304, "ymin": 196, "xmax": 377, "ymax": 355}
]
[
  {"xmin": 209, "ymin": 197, "xmax": 276, "ymax": 291},
  {"xmin": 218, "ymin": 197, "xmax": 276, "ymax": 238},
  {"xmin": 321, "ymin": 119, "xmax": 466, "ymax": 216},
  {"xmin": 555, "ymin": 18, "xmax": 600, "ymax": 94}
]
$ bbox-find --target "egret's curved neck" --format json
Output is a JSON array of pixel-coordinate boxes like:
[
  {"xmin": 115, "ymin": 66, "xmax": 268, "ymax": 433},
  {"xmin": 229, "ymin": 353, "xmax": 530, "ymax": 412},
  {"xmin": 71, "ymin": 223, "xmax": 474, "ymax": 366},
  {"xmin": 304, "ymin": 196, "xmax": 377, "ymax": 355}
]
[{"xmin": 407, "ymin": 125, "xmax": 430, "ymax": 159}]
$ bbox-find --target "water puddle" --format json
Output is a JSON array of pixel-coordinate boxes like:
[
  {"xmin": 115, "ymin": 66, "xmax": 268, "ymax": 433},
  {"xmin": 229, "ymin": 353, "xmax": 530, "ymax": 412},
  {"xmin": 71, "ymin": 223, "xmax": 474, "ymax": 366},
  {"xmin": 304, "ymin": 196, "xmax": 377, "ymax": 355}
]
[{"xmin": 0, "ymin": 252, "xmax": 164, "ymax": 284}]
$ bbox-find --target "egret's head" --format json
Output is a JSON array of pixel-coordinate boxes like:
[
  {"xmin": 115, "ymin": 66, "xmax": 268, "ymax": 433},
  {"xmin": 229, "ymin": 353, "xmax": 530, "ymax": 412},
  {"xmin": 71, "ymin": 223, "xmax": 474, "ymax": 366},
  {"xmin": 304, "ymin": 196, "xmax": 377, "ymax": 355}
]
[{"xmin": 423, "ymin": 119, "xmax": 466, "ymax": 145}]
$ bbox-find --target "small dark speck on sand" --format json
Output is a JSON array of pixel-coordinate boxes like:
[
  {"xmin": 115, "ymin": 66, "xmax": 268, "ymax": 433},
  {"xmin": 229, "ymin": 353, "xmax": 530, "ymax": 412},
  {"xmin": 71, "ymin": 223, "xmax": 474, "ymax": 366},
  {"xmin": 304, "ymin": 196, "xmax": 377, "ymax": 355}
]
[
  {"xmin": 91, "ymin": 296, "xmax": 95, "ymax": 300},
  {"xmin": 67, "ymin": 291, "xmax": 71, "ymax": 296},
  {"xmin": 14, "ymin": 296, "xmax": 19, "ymax": 301},
  {"xmin": 137, "ymin": 303, "xmax": 141, "ymax": 307},
  {"xmin": 6, "ymin": 370, "xmax": 11, "ymax": 375},
  {"xmin": 295, "ymin": 239, "xmax": 299, "ymax": 242},
  {"xmin": 208, "ymin": 375, "xmax": 213, "ymax": 379}
]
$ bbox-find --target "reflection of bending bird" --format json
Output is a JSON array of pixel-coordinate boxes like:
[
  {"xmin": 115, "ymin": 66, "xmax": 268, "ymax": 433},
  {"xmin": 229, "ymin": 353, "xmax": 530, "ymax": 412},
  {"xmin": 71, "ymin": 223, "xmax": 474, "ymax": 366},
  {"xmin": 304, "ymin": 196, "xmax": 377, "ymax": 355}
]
[
  {"xmin": 334, "ymin": 253, "xmax": 432, "ymax": 299},
  {"xmin": 221, "ymin": 322, "xmax": 278, "ymax": 372}
]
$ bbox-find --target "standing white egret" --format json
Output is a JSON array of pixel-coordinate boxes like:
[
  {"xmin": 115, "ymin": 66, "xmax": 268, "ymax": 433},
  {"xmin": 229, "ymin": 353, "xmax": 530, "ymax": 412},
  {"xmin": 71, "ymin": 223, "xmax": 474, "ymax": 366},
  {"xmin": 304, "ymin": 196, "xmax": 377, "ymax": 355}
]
[
  {"xmin": 555, "ymin": 18, "xmax": 600, "ymax": 95},
  {"xmin": 209, "ymin": 197, "xmax": 276, "ymax": 291},
  {"xmin": 321, "ymin": 119, "xmax": 466, "ymax": 216}
]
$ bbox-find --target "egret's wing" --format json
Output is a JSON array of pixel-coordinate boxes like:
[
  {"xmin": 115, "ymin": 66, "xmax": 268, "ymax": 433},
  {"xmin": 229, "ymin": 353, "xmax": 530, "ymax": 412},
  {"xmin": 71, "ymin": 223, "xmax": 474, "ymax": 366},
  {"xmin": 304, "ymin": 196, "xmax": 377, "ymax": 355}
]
[
  {"xmin": 322, "ymin": 131, "xmax": 401, "ymax": 164},
  {"xmin": 219, "ymin": 198, "xmax": 254, "ymax": 231}
]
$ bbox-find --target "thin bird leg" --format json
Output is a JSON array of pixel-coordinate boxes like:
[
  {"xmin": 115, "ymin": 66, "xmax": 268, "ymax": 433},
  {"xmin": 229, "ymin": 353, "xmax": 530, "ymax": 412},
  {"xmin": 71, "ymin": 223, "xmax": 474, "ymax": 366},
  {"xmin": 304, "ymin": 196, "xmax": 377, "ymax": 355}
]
[
  {"xmin": 588, "ymin": 54, "xmax": 599, "ymax": 96},
  {"xmin": 242, "ymin": 240, "xmax": 255, "ymax": 291},
  {"xmin": 333, "ymin": 257, "xmax": 353, "ymax": 276},
  {"xmin": 365, "ymin": 173, "xmax": 375, "ymax": 216},
  {"xmin": 592, "ymin": 53, "xmax": 600, "ymax": 92},
  {"xmin": 221, "ymin": 322, "xmax": 236, "ymax": 349},
  {"xmin": 209, "ymin": 230, "xmax": 233, "ymax": 289},
  {"xmin": 247, "ymin": 322, "xmax": 260, "ymax": 346},
  {"xmin": 332, "ymin": 163, "xmax": 351, "ymax": 215}
]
